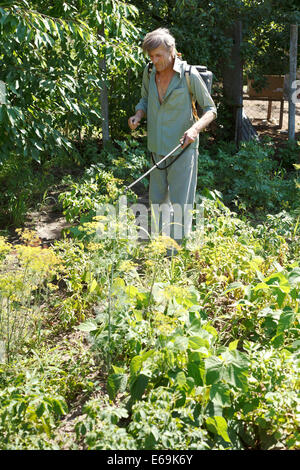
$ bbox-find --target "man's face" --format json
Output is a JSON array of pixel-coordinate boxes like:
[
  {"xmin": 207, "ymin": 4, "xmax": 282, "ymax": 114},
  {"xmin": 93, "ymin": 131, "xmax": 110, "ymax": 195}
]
[{"xmin": 148, "ymin": 46, "xmax": 174, "ymax": 73}]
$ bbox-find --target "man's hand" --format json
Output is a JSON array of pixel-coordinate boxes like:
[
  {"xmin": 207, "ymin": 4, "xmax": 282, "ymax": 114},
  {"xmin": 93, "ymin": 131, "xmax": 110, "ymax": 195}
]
[
  {"xmin": 180, "ymin": 128, "xmax": 198, "ymax": 148},
  {"xmin": 181, "ymin": 110, "xmax": 216, "ymax": 148},
  {"xmin": 128, "ymin": 115, "xmax": 140, "ymax": 130},
  {"xmin": 128, "ymin": 110, "xmax": 145, "ymax": 130}
]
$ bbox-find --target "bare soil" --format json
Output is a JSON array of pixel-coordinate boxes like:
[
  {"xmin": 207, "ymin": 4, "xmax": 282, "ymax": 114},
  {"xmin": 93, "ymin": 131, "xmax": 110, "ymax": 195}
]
[
  {"xmin": 25, "ymin": 204, "xmax": 72, "ymax": 246},
  {"xmin": 243, "ymin": 97, "xmax": 300, "ymax": 142}
]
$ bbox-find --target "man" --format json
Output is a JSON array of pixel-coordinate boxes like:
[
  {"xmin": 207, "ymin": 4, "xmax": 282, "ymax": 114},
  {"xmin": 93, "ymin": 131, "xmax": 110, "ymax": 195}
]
[{"xmin": 128, "ymin": 28, "xmax": 217, "ymax": 244}]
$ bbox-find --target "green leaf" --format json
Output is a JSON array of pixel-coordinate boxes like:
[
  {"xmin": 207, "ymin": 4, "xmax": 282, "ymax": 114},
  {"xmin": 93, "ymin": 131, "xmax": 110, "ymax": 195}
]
[
  {"xmin": 173, "ymin": 335, "xmax": 189, "ymax": 351},
  {"xmin": 210, "ymin": 383, "xmax": 231, "ymax": 408},
  {"xmin": 224, "ymin": 281, "xmax": 245, "ymax": 294},
  {"xmin": 187, "ymin": 317, "xmax": 203, "ymax": 334},
  {"xmin": 52, "ymin": 398, "xmax": 67, "ymax": 416},
  {"xmin": 112, "ymin": 365, "xmax": 126, "ymax": 374},
  {"xmin": 112, "ymin": 277, "xmax": 125, "ymax": 294},
  {"xmin": 130, "ymin": 374, "xmax": 149, "ymax": 401},
  {"xmin": 35, "ymin": 402, "xmax": 45, "ymax": 418},
  {"xmin": 205, "ymin": 356, "xmax": 223, "ymax": 385},
  {"xmin": 175, "ymin": 371, "xmax": 186, "ymax": 388},
  {"xmin": 76, "ymin": 319, "xmax": 98, "ymax": 332},
  {"xmin": 287, "ymin": 268, "xmax": 300, "ymax": 286},
  {"xmin": 89, "ymin": 278, "xmax": 98, "ymax": 293},
  {"xmin": 175, "ymin": 390, "xmax": 186, "ymax": 407},
  {"xmin": 205, "ymin": 416, "xmax": 231, "ymax": 443},
  {"xmin": 6, "ymin": 107, "xmax": 17, "ymax": 126},
  {"xmin": 277, "ymin": 307, "xmax": 295, "ymax": 334},
  {"xmin": 273, "ymin": 287, "xmax": 287, "ymax": 308},
  {"xmin": 130, "ymin": 355, "xmax": 142, "ymax": 377},
  {"xmin": 107, "ymin": 373, "xmax": 128, "ymax": 401},
  {"xmin": 223, "ymin": 350, "xmax": 249, "ymax": 390},
  {"xmin": 188, "ymin": 336, "xmax": 208, "ymax": 350},
  {"xmin": 187, "ymin": 361, "xmax": 205, "ymax": 386},
  {"xmin": 271, "ymin": 333, "xmax": 284, "ymax": 348},
  {"xmin": 0, "ymin": 105, "xmax": 5, "ymax": 121},
  {"xmin": 229, "ymin": 339, "xmax": 239, "ymax": 350},
  {"xmin": 203, "ymin": 323, "xmax": 218, "ymax": 338},
  {"xmin": 17, "ymin": 401, "xmax": 27, "ymax": 416},
  {"xmin": 205, "ymin": 351, "xmax": 249, "ymax": 391},
  {"xmin": 125, "ymin": 285, "xmax": 139, "ymax": 299}
]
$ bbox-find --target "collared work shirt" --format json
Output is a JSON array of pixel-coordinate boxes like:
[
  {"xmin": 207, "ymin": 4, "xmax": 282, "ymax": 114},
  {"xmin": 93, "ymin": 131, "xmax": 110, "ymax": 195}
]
[{"xmin": 135, "ymin": 57, "xmax": 217, "ymax": 156}]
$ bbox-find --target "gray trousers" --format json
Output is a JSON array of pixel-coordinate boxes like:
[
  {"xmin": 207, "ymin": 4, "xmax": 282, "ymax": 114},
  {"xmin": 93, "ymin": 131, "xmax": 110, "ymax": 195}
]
[{"xmin": 149, "ymin": 145, "xmax": 198, "ymax": 242}]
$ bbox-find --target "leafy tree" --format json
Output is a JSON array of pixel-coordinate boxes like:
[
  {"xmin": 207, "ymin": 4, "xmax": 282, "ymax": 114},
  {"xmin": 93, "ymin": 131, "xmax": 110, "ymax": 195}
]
[
  {"xmin": 0, "ymin": 0, "xmax": 144, "ymax": 165},
  {"xmin": 129, "ymin": 1, "xmax": 299, "ymax": 92},
  {"xmin": 0, "ymin": 0, "xmax": 96, "ymax": 164}
]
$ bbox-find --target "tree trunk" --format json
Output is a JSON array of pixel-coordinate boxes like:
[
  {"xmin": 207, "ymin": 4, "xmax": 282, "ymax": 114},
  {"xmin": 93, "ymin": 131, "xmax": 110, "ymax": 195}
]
[
  {"xmin": 98, "ymin": 27, "xmax": 110, "ymax": 143},
  {"xmin": 220, "ymin": 21, "xmax": 243, "ymax": 145},
  {"xmin": 288, "ymin": 24, "xmax": 298, "ymax": 141}
]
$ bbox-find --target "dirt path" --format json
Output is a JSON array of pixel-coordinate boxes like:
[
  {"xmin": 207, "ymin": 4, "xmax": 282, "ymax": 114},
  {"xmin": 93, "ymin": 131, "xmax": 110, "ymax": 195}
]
[{"xmin": 24, "ymin": 203, "xmax": 71, "ymax": 246}]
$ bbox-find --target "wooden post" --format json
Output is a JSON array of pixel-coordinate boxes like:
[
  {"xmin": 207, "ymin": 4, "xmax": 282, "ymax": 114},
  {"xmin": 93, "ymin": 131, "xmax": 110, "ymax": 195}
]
[
  {"xmin": 288, "ymin": 24, "xmax": 298, "ymax": 140},
  {"xmin": 279, "ymin": 100, "xmax": 284, "ymax": 129},
  {"xmin": 267, "ymin": 100, "xmax": 272, "ymax": 121}
]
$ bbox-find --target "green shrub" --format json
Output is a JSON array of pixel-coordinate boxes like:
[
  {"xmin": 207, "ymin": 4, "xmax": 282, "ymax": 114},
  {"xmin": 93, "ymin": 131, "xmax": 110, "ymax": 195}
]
[
  {"xmin": 197, "ymin": 140, "xmax": 299, "ymax": 213},
  {"xmin": 0, "ymin": 370, "xmax": 67, "ymax": 449},
  {"xmin": 58, "ymin": 165, "xmax": 125, "ymax": 223},
  {"xmin": 58, "ymin": 138, "xmax": 149, "ymax": 224}
]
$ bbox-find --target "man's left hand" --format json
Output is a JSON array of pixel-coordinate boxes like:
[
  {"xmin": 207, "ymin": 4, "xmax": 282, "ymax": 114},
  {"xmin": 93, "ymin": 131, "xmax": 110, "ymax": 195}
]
[
  {"xmin": 180, "ymin": 110, "xmax": 216, "ymax": 148},
  {"xmin": 180, "ymin": 128, "xmax": 198, "ymax": 148}
]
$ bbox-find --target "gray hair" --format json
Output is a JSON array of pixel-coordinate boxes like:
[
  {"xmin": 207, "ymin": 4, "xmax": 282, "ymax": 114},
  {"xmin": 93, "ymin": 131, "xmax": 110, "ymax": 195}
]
[{"xmin": 142, "ymin": 28, "xmax": 176, "ymax": 56}]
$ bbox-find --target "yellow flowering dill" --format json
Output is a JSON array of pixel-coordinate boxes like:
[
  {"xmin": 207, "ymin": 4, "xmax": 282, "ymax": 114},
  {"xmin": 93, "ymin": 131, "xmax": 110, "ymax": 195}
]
[
  {"xmin": 15, "ymin": 228, "xmax": 41, "ymax": 246},
  {"xmin": 145, "ymin": 259, "xmax": 155, "ymax": 268},
  {"xmin": 92, "ymin": 215, "xmax": 107, "ymax": 222},
  {"xmin": 163, "ymin": 285, "xmax": 189, "ymax": 302},
  {"xmin": 118, "ymin": 260, "xmax": 138, "ymax": 273},
  {"xmin": 15, "ymin": 244, "xmax": 61, "ymax": 275},
  {"xmin": 152, "ymin": 310, "xmax": 178, "ymax": 335},
  {"xmin": 86, "ymin": 242, "xmax": 105, "ymax": 252},
  {"xmin": 80, "ymin": 220, "xmax": 99, "ymax": 235},
  {"xmin": 81, "ymin": 216, "xmax": 117, "ymax": 239},
  {"xmin": 145, "ymin": 235, "xmax": 181, "ymax": 257},
  {"xmin": 0, "ymin": 271, "xmax": 32, "ymax": 300},
  {"xmin": 46, "ymin": 282, "xmax": 59, "ymax": 291},
  {"xmin": 0, "ymin": 236, "xmax": 12, "ymax": 259}
]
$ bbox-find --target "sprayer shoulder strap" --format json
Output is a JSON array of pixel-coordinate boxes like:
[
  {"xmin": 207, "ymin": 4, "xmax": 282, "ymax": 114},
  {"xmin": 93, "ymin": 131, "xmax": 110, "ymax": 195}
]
[
  {"xmin": 184, "ymin": 65, "xmax": 193, "ymax": 95},
  {"xmin": 184, "ymin": 64, "xmax": 199, "ymax": 121}
]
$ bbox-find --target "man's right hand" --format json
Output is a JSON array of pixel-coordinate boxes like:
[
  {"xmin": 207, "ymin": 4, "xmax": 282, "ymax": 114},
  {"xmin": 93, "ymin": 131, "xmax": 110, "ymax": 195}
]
[
  {"xmin": 128, "ymin": 115, "xmax": 140, "ymax": 130},
  {"xmin": 128, "ymin": 110, "xmax": 145, "ymax": 130},
  {"xmin": 128, "ymin": 116, "xmax": 141, "ymax": 130}
]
